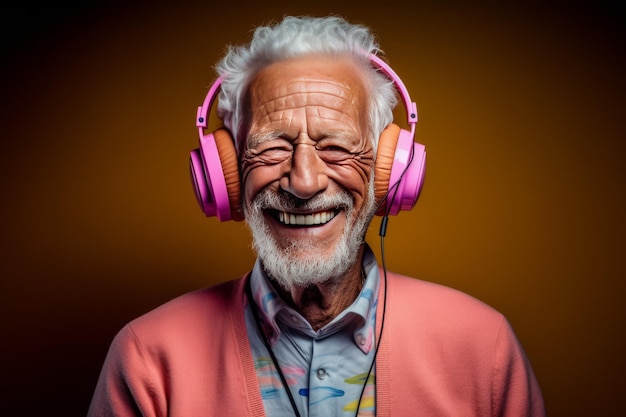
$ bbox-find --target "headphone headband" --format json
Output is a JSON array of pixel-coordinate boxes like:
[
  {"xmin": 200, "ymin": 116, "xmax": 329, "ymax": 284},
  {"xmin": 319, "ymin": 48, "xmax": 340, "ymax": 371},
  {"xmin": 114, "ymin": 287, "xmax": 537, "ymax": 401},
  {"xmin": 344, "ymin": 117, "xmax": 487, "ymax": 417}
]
[
  {"xmin": 196, "ymin": 75, "xmax": 222, "ymax": 130},
  {"xmin": 368, "ymin": 54, "xmax": 418, "ymax": 133}
]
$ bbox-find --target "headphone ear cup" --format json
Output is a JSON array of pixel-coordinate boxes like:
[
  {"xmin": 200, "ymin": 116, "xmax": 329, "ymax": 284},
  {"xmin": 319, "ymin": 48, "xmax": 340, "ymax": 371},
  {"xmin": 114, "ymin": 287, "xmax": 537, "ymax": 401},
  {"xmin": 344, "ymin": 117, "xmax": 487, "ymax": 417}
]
[
  {"xmin": 374, "ymin": 123, "xmax": 427, "ymax": 216},
  {"xmin": 189, "ymin": 128, "xmax": 243, "ymax": 221},
  {"xmin": 374, "ymin": 123, "xmax": 401, "ymax": 216},
  {"xmin": 213, "ymin": 129, "xmax": 244, "ymax": 221}
]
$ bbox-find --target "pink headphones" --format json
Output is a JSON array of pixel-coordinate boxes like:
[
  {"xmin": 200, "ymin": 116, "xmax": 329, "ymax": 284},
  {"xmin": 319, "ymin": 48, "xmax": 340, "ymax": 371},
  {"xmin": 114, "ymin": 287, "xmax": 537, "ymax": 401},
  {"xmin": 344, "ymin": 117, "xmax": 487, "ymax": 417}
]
[{"xmin": 190, "ymin": 54, "xmax": 426, "ymax": 221}]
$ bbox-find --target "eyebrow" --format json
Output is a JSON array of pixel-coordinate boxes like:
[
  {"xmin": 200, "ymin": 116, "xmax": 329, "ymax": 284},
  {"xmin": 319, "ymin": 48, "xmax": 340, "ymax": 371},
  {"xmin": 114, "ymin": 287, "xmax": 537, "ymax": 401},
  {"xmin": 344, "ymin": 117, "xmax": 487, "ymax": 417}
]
[
  {"xmin": 246, "ymin": 131, "xmax": 284, "ymax": 149},
  {"xmin": 246, "ymin": 130, "xmax": 364, "ymax": 150}
]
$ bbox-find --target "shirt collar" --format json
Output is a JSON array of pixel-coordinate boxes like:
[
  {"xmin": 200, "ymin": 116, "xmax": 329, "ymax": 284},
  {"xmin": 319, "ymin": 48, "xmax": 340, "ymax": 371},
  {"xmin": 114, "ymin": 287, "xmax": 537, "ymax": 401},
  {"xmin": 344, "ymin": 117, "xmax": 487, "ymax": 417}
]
[{"xmin": 248, "ymin": 244, "xmax": 380, "ymax": 354}]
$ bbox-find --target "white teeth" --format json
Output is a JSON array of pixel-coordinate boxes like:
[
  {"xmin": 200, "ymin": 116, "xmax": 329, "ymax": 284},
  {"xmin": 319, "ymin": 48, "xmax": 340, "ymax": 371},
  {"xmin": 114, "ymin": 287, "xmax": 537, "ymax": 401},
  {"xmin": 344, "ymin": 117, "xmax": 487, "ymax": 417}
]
[{"xmin": 278, "ymin": 210, "xmax": 336, "ymax": 225}]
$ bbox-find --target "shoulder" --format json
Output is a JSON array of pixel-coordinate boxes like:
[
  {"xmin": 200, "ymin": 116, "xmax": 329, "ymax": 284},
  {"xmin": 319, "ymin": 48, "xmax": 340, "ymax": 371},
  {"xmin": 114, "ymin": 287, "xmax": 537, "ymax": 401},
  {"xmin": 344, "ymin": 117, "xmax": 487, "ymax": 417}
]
[
  {"xmin": 387, "ymin": 271, "xmax": 498, "ymax": 311},
  {"xmin": 385, "ymin": 270, "xmax": 506, "ymax": 334},
  {"xmin": 123, "ymin": 276, "xmax": 248, "ymax": 343},
  {"xmin": 381, "ymin": 272, "xmax": 545, "ymax": 416},
  {"xmin": 383, "ymin": 271, "xmax": 523, "ymax": 374},
  {"xmin": 92, "ymin": 276, "xmax": 255, "ymax": 415}
]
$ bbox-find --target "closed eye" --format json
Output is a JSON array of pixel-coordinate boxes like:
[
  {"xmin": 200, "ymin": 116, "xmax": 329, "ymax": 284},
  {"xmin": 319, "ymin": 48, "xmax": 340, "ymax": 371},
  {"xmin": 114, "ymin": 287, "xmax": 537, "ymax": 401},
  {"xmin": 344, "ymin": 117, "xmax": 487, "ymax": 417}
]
[
  {"xmin": 317, "ymin": 145, "xmax": 354, "ymax": 163},
  {"xmin": 253, "ymin": 138, "xmax": 293, "ymax": 157},
  {"xmin": 320, "ymin": 145, "xmax": 350, "ymax": 152}
]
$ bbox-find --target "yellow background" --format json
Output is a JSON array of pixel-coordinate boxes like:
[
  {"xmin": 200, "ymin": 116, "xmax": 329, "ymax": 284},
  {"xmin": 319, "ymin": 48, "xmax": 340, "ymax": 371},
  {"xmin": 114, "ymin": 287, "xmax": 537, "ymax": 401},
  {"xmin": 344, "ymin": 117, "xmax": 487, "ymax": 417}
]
[{"xmin": 1, "ymin": 2, "xmax": 624, "ymax": 416}]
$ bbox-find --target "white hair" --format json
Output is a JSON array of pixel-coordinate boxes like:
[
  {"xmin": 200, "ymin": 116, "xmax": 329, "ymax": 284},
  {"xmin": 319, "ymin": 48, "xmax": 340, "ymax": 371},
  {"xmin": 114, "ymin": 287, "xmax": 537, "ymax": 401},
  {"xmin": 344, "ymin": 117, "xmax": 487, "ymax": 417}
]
[{"xmin": 214, "ymin": 15, "xmax": 398, "ymax": 154}]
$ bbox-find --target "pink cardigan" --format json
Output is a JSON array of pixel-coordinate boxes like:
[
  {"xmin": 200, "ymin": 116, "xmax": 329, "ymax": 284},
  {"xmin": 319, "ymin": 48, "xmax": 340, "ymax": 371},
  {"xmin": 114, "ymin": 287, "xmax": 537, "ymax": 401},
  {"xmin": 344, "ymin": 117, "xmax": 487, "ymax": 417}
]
[{"xmin": 88, "ymin": 271, "xmax": 545, "ymax": 416}]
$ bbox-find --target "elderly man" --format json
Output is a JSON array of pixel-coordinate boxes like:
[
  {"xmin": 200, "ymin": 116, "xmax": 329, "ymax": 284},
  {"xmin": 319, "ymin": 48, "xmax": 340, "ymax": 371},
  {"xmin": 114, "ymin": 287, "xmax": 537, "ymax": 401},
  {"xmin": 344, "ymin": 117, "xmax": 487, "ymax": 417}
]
[{"xmin": 88, "ymin": 16, "xmax": 545, "ymax": 417}]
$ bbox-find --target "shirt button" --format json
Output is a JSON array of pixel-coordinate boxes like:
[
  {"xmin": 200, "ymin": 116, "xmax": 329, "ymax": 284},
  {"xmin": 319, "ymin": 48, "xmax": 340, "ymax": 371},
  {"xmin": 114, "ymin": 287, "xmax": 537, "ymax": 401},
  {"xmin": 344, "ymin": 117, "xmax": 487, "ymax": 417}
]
[
  {"xmin": 316, "ymin": 368, "xmax": 327, "ymax": 380},
  {"xmin": 358, "ymin": 335, "xmax": 366, "ymax": 346},
  {"xmin": 290, "ymin": 314, "xmax": 299, "ymax": 324}
]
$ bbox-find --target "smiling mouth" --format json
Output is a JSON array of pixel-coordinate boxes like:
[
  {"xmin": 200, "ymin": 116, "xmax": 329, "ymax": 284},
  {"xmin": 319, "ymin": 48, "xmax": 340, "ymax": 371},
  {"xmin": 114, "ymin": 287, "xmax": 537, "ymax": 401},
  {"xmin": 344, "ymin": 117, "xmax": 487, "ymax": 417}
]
[{"xmin": 275, "ymin": 209, "xmax": 339, "ymax": 226}]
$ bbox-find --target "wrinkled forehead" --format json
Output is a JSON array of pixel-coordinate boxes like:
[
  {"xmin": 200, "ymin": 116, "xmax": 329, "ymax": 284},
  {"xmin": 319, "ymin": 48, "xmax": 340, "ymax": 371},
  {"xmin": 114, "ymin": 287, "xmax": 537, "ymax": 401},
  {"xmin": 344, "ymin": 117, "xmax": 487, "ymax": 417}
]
[
  {"xmin": 252, "ymin": 77, "xmax": 361, "ymax": 109},
  {"xmin": 244, "ymin": 55, "xmax": 370, "ymax": 143}
]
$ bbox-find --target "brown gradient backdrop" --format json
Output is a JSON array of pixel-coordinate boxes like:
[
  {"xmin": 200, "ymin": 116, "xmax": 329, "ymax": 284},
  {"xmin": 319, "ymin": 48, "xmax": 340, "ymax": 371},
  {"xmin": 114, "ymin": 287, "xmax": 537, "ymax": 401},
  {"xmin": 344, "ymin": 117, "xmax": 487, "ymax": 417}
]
[{"xmin": 1, "ymin": 2, "xmax": 624, "ymax": 416}]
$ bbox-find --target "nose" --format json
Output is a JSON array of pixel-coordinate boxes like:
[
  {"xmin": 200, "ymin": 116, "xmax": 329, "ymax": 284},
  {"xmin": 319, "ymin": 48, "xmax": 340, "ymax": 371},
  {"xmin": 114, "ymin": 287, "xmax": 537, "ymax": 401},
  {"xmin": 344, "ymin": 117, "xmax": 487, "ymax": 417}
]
[{"xmin": 279, "ymin": 142, "xmax": 329, "ymax": 200}]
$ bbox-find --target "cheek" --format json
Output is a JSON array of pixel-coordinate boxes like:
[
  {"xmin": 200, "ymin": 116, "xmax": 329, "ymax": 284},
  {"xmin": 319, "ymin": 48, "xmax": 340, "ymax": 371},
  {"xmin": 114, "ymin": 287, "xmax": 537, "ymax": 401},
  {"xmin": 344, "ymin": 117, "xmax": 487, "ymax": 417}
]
[
  {"xmin": 329, "ymin": 160, "xmax": 373, "ymax": 197},
  {"xmin": 242, "ymin": 165, "xmax": 283, "ymax": 203}
]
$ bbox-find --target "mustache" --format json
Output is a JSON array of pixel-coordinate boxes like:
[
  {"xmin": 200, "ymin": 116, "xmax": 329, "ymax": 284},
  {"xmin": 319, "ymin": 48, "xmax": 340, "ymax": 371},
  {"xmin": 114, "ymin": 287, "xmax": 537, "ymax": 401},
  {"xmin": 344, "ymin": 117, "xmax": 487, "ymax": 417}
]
[{"xmin": 251, "ymin": 189, "xmax": 353, "ymax": 212}]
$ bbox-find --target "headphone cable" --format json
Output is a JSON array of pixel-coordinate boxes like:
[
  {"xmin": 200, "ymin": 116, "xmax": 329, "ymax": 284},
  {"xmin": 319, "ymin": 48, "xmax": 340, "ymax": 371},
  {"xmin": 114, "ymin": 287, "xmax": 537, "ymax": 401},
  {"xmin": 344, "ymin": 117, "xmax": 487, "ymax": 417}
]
[{"xmin": 246, "ymin": 280, "xmax": 303, "ymax": 417}]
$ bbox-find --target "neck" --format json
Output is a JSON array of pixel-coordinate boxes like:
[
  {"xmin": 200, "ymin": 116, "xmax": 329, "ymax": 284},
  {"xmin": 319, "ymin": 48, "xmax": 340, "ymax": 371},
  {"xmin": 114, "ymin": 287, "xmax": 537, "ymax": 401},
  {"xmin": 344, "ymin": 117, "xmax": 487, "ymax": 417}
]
[{"xmin": 272, "ymin": 253, "xmax": 365, "ymax": 331}]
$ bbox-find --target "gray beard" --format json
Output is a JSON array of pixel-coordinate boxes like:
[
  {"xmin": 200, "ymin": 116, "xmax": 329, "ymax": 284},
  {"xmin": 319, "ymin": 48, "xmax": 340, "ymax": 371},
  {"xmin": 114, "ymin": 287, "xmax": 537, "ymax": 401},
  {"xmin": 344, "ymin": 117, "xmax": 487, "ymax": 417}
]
[{"xmin": 244, "ymin": 183, "xmax": 376, "ymax": 290}]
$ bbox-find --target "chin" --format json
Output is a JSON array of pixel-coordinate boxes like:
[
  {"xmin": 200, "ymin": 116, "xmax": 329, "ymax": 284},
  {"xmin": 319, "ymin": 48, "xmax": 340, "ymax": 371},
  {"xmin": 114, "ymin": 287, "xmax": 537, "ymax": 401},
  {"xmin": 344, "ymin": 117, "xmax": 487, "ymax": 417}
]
[
  {"xmin": 256, "ymin": 233, "xmax": 355, "ymax": 289},
  {"xmin": 245, "ymin": 185, "xmax": 376, "ymax": 288}
]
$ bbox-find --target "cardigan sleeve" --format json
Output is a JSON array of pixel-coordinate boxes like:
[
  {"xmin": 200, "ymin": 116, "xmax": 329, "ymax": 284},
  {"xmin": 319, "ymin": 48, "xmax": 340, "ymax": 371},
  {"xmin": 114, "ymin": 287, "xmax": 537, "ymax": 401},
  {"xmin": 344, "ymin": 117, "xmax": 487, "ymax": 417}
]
[
  {"xmin": 87, "ymin": 324, "xmax": 165, "ymax": 417},
  {"xmin": 492, "ymin": 318, "xmax": 546, "ymax": 417}
]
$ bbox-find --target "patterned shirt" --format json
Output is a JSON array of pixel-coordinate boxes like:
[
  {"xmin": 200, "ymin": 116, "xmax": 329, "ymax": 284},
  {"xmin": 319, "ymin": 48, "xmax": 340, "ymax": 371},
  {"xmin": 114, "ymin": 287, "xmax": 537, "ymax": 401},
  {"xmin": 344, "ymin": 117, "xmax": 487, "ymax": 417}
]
[{"xmin": 244, "ymin": 245, "xmax": 380, "ymax": 417}]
